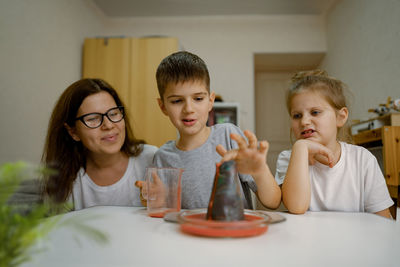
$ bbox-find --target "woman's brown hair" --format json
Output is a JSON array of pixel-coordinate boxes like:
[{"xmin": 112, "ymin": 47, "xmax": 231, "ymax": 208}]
[{"xmin": 42, "ymin": 78, "xmax": 145, "ymax": 203}]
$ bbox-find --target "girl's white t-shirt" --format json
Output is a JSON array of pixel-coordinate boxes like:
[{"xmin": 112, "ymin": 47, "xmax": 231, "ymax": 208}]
[
  {"xmin": 275, "ymin": 142, "xmax": 393, "ymax": 213},
  {"xmin": 71, "ymin": 144, "xmax": 157, "ymax": 210}
]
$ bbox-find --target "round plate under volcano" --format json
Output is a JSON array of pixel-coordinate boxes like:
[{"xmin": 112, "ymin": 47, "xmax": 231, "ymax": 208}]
[{"xmin": 177, "ymin": 209, "xmax": 271, "ymax": 238}]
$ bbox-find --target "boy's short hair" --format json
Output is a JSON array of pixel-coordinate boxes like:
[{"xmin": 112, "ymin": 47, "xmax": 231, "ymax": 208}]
[{"xmin": 156, "ymin": 51, "xmax": 210, "ymax": 100}]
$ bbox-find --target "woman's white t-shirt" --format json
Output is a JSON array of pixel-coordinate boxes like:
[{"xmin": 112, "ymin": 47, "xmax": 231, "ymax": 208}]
[
  {"xmin": 275, "ymin": 142, "xmax": 393, "ymax": 213},
  {"xmin": 71, "ymin": 144, "xmax": 157, "ymax": 210}
]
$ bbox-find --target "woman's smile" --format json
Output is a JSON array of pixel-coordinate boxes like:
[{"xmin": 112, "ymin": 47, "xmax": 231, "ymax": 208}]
[{"xmin": 101, "ymin": 133, "xmax": 118, "ymax": 142}]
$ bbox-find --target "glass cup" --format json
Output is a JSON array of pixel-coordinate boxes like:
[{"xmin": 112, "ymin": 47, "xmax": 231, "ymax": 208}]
[{"xmin": 143, "ymin": 167, "xmax": 183, "ymax": 218}]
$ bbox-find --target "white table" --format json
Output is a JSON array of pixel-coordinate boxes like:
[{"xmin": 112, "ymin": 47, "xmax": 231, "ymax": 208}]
[{"xmin": 25, "ymin": 206, "xmax": 400, "ymax": 267}]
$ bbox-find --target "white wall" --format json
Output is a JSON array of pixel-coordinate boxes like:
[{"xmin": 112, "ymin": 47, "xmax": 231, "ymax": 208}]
[
  {"xmin": 0, "ymin": 2, "xmax": 327, "ymax": 164},
  {"xmin": 101, "ymin": 15, "xmax": 327, "ymax": 132},
  {"xmin": 0, "ymin": 0, "xmax": 104, "ymax": 164},
  {"xmin": 321, "ymin": 0, "xmax": 400, "ymax": 122}
]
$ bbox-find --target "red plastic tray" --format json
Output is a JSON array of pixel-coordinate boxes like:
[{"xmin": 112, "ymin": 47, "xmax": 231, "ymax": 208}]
[{"xmin": 178, "ymin": 209, "xmax": 270, "ymax": 238}]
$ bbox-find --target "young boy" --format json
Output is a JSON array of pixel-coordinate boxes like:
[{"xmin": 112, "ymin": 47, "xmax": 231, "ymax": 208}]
[{"xmin": 152, "ymin": 51, "xmax": 281, "ymax": 209}]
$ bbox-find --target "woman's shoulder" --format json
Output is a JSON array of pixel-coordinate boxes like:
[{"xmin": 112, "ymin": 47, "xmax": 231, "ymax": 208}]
[
  {"xmin": 135, "ymin": 144, "xmax": 158, "ymax": 158},
  {"xmin": 142, "ymin": 144, "xmax": 158, "ymax": 152}
]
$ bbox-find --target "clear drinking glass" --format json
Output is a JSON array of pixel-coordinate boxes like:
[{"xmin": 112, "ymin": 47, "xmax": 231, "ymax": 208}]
[{"xmin": 143, "ymin": 167, "xmax": 183, "ymax": 218}]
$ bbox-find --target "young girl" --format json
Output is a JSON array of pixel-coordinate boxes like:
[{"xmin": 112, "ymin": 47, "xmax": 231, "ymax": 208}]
[
  {"xmin": 42, "ymin": 78, "xmax": 157, "ymax": 210},
  {"xmin": 275, "ymin": 70, "xmax": 393, "ymax": 218}
]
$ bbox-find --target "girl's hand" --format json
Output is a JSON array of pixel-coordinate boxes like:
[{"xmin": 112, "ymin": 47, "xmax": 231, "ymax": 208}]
[
  {"xmin": 294, "ymin": 139, "xmax": 334, "ymax": 167},
  {"xmin": 216, "ymin": 130, "xmax": 269, "ymax": 176}
]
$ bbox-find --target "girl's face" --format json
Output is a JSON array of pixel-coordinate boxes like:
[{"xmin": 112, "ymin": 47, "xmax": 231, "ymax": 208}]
[
  {"xmin": 66, "ymin": 91, "xmax": 126, "ymax": 158},
  {"xmin": 289, "ymin": 90, "xmax": 348, "ymax": 149}
]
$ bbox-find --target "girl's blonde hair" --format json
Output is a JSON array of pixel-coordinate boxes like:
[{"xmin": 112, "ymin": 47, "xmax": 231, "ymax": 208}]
[{"xmin": 287, "ymin": 69, "xmax": 352, "ymax": 142}]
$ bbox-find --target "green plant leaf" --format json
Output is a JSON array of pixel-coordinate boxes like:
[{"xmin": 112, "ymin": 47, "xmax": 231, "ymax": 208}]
[{"xmin": 0, "ymin": 162, "xmax": 108, "ymax": 267}]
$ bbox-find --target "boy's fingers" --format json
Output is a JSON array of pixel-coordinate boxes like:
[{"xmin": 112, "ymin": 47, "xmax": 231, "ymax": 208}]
[
  {"xmin": 219, "ymin": 150, "xmax": 238, "ymax": 163},
  {"xmin": 230, "ymin": 133, "xmax": 247, "ymax": 150},
  {"xmin": 216, "ymin": 144, "xmax": 227, "ymax": 156},
  {"xmin": 259, "ymin": 140, "xmax": 269, "ymax": 154},
  {"xmin": 244, "ymin": 130, "xmax": 258, "ymax": 149}
]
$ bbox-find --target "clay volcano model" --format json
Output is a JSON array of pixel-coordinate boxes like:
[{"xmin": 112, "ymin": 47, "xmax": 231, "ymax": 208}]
[{"xmin": 206, "ymin": 161, "xmax": 244, "ymax": 221}]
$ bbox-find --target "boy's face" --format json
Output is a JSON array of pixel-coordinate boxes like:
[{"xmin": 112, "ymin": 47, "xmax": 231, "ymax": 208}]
[{"xmin": 158, "ymin": 80, "xmax": 215, "ymax": 139}]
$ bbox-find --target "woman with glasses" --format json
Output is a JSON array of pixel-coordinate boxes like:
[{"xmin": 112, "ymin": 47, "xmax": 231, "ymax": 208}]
[{"xmin": 42, "ymin": 78, "xmax": 157, "ymax": 210}]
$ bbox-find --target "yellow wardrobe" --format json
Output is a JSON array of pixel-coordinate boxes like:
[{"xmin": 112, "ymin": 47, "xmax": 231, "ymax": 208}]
[{"xmin": 82, "ymin": 37, "xmax": 178, "ymax": 147}]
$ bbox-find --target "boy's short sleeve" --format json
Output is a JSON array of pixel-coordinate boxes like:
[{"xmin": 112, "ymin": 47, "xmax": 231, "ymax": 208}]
[{"xmin": 275, "ymin": 150, "xmax": 291, "ymax": 185}]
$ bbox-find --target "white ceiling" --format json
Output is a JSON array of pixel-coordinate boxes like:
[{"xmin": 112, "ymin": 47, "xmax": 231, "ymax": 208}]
[{"xmin": 92, "ymin": 0, "xmax": 337, "ymax": 17}]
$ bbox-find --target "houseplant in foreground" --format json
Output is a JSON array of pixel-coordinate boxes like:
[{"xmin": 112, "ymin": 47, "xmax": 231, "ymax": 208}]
[{"xmin": 0, "ymin": 161, "xmax": 108, "ymax": 267}]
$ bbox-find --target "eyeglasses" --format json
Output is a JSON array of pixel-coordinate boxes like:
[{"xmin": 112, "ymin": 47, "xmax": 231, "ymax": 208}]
[{"xmin": 75, "ymin": 106, "xmax": 125, "ymax": 129}]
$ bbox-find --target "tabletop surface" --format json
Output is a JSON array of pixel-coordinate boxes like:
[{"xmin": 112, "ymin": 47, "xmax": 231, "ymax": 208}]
[{"xmin": 25, "ymin": 206, "xmax": 400, "ymax": 267}]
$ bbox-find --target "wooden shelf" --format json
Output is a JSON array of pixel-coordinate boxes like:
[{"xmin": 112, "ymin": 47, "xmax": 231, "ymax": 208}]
[
  {"xmin": 352, "ymin": 125, "xmax": 400, "ymax": 218},
  {"xmin": 352, "ymin": 128, "xmax": 382, "ymax": 145}
]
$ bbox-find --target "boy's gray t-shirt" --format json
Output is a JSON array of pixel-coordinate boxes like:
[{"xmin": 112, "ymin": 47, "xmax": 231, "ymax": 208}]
[{"xmin": 153, "ymin": 123, "xmax": 257, "ymax": 209}]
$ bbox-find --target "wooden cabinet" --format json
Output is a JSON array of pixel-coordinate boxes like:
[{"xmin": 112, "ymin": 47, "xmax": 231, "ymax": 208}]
[
  {"xmin": 82, "ymin": 37, "xmax": 179, "ymax": 147},
  {"xmin": 352, "ymin": 123, "xmax": 400, "ymax": 218}
]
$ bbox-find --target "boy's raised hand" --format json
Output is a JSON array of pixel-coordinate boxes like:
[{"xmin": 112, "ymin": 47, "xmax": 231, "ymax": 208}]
[
  {"xmin": 217, "ymin": 130, "xmax": 282, "ymax": 209},
  {"xmin": 216, "ymin": 130, "xmax": 269, "ymax": 176}
]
